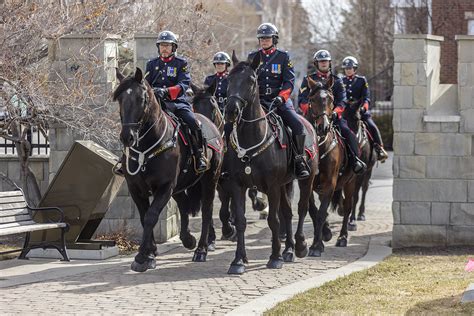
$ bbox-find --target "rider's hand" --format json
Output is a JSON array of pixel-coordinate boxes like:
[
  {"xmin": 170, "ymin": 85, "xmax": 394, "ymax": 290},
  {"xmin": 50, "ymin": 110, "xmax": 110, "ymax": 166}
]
[
  {"xmin": 271, "ymin": 96, "xmax": 284, "ymax": 109},
  {"xmin": 154, "ymin": 87, "xmax": 169, "ymax": 100}
]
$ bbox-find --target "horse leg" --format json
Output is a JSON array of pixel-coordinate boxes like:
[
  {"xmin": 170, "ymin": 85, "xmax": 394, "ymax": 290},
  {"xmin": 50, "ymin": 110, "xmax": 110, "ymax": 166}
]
[
  {"xmin": 192, "ymin": 173, "xmax": 217, "ymax": 262},
  {"xmin": 218, "ymin": 184, "xmax": 236, "ymax": 241},
  {"xmin": 358, "ymin": 170, "xmax": 372, "ymax": 221},
  {"xmin": 207, "ymin": 218, "xmax": 216, "ymax": 251},
  {"xmin": 336, "ymin": 181, "xmax": 356, "ymax": 247},
  {"xmin": 266, "ymin": 187, "xmax": 284, "ymax": 269},
  {"xmin": 227, "ymin": 184, "xmax": 247, "ymax": 275},
  {"xmin": 348, "ymin": 177, "xmax": 361, "ymax": 232},
  {"xmin": 132, "ymin": 185, "xmax": 172, "ymax": 272},
  {"xmin": 128, "ymin": 186, "xmax": 156, "ymax": 257},
  {"xmin": 309, "ymin": 193, "xmax": 331, "ymax": 257},
  {"xmin": 174, "ymin": 192, "xmax": 197, "ymax": 250},
  {"xmin": 281, "ymin": 183, "xmax": 295, "ymax": 263},
  {"xmin": 295, "ymin": 179, "xmax": 312, "ymax": 258}
]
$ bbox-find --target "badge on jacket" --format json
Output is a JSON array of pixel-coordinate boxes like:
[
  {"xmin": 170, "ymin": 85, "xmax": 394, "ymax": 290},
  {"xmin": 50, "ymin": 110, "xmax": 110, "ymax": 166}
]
[
  {"xmin": 271, "ymin": 64, "xmax": 281, "ymax": 74},
  {"xmin": 167, "ymin": 67, "xmax": 177, "ymax": 77}
]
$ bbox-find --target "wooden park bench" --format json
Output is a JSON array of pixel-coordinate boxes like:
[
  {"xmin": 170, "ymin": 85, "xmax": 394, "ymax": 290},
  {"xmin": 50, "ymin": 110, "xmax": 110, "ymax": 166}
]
[{"xmin": 0, "ymin": 188, "xmax": 69, "ymax": 261}]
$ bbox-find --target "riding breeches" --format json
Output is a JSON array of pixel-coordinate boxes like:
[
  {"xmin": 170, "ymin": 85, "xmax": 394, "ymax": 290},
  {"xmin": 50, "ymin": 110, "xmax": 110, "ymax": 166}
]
[
  {"xmin": 361, "ymin": 111, "xmax": 383, "ymax": 147},
  {"xmin": 336, "ymin": 117, "xmax": 361, "ymax": 157}
]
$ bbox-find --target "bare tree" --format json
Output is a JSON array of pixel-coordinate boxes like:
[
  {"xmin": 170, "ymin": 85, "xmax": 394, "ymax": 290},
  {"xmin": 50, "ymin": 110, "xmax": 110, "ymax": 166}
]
[{"xmin": 0, "ymin": 0, "xmax": 236, "ymax": 204}]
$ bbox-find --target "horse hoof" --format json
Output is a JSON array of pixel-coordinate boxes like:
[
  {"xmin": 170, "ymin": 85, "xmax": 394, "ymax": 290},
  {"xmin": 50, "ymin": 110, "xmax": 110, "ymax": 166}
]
[
  {"xmin": 228, "ymin": 264, "xmax": 245, "ymax": 275},
  {"xmin": 181, "ymin": 234, "xmax": 197, "ymax": 250},
  {"xmin": 192, "ymin": 250, "xmax": 207, "ymax": 262},
  {"xmin": 221, "ymin": 226, "xmax": 237, "ymax": 242},
  {"xmin": 282, "ymin": 251, "xmax": 295, "ymax": 263},
  {"xmin": 357, "ymin": 214, "xmax": 366, "ymax": 221},
  {"xmin": 147, "ymin": 258, "xmax": 157, "ymax": 270},
  {"xmin": 308, "ymin": 248, "xmax": 322, "ymax": 257},
  {"xmin": 279, "ymin": 234, "xmax": 287, "ymax": 242},
  {"xmin": 266, "ymin": 258, "xmax": 284, "ymax": 269},
  {"xmin": 295, "ymin": 240, "xmax": 308, "ymax": 258},
  {"xmin": 348, "ymin": 223, "xmax": 357, "ymax": 232},
  {"xmin": 207, "ymin": 242, "xmax": 216, "ymax": 252},
  {"xmin": 131, "ymin": 260, "xmax": 149, "ymax": 273},
  {"xmin": 322, "ymin": 230, "xmax": 333, "ymax": 242},
  {"xmin": 336, "ymin": 237, "xmax": 347, "ymax": 247}
]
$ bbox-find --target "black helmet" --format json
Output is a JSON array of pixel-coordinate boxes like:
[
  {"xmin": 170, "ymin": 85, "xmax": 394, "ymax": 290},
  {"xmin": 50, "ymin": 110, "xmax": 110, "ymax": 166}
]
[
  {"xmin": 313, "ymin": 50, "xmax": 332, "ymax": 62},
  {"xmin": 156, "ymin": 31, "xmax": 178, "ymax": 50},
  {"xmin": 212, "ymin": 52, "xmax": 231, "ymax": 66},
  {"xmin": 342, "ymin": 56, "xmax": 359, "ymax": 69},
  {"xmin": 257, "ymin": 23, "xmax": 279, "ymax": 45}
]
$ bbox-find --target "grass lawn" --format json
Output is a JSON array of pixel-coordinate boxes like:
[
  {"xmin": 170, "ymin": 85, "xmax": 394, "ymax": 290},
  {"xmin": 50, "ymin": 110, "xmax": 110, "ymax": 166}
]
[{"xmin": 266, "ymin": 248, "xmax": 474, "ymax": 315}]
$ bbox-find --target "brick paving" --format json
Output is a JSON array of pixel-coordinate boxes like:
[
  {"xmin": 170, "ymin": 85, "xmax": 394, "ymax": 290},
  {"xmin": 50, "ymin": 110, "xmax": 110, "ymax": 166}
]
[{"xmin": 0, "ymin": 162, "xmax": 393, "ymax": 315}]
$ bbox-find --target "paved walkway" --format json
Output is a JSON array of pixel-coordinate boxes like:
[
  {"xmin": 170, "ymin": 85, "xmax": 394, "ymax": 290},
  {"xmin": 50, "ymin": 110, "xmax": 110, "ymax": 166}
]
[{"xmin": 0, "ymin": 156, "xmax": 393, "ymax": 315}]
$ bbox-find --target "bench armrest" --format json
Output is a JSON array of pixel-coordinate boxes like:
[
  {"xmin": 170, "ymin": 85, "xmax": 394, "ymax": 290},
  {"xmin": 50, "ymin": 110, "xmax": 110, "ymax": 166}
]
[{"xmin": 28, "ymin": 206, "xmax": 65, "ymax": 223}]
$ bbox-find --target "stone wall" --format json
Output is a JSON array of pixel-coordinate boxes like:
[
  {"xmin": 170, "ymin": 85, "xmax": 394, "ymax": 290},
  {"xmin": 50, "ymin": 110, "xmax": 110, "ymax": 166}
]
[
  {"xmin": 392, "ymin": 34, "xmax": 474, "ymax": 247},
  {"xmin": 0, "ymin": 155, "xmax": 49, "ymax": 194}
]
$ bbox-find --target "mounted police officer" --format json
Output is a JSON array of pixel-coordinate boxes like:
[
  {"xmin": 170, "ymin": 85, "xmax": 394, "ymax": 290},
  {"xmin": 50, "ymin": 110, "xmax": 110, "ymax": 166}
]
[
  {"xmin": 203, "ymin": 52, "xmax": 230, "ymax": 112},
  {"xmin": 342, "ymin": 56, "xmax": 388, "ymax": 162},
  {"xmin": 146, "ymin": 30, "xmax": 208, "ymax": 172},
  {"xmin": 298, "ymin": 49, "xmax": 366, "ymax": 174},
  {"xmin": 245, "ymin": 22, "xmax": 310, "ymax": 179}
]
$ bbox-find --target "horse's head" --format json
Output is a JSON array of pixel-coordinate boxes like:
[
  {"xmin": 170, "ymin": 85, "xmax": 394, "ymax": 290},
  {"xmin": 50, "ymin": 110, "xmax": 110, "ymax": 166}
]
[
  {"xmin": 191, "ymin": 81, "xmax": 219, "ymax": 121},
  {"xmin": 113, "ymin": 67, "xmax": 154, "ymax": 147},
  {"xmin": 225, "ymin": 50, "xmax": 261, "ymax": 123},
  {"xmin": 307, "ymin": 76, "xmax": 334, "ymax": 136}
]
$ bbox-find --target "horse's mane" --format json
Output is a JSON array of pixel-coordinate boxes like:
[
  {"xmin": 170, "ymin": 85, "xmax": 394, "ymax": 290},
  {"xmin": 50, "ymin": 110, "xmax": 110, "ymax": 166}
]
[
  {"xmin": 192, "ymin": 86, "xmax": 212, "ymax": 103},
  {"xmin": 113, "ymin": 76, "xmax": 140, "ymax": 101},
  {"xmin": 229, "ymin": 61, "xmax": 251, "ymax": 76}
]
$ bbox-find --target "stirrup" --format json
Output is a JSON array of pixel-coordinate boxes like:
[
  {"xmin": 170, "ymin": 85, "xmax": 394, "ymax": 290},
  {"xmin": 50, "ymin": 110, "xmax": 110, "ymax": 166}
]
[
  {"xmin": 194, "ymin": 154, "xmax": 208, "ymax": 173},
  {"xmin": 352, "ymin": 159, "xmax": 366, "ymax": 175},
  {"xmin": 294, "ymin": 156, "xmax": 310, "ymax": 180},
  {"xmin": 376, "ymin": 146, "xmax": 388, "ymax": 163}
]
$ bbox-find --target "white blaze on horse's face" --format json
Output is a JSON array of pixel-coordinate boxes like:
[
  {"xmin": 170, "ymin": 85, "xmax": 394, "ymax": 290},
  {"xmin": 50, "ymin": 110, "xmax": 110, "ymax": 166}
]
[{"xmin": 126, "ymin": 88, "xmax": 132, "ymax": 95}]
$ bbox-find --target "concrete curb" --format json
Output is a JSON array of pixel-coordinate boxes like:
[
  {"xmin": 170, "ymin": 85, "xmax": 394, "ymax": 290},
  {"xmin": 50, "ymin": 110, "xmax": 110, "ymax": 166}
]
[
  {"xmin": 0, "ymin": 235, "xmax": 182, "ymax": 289},
  {"xmin": 228, "ymin": 236, "xmax": 392, "ymax": 316}
]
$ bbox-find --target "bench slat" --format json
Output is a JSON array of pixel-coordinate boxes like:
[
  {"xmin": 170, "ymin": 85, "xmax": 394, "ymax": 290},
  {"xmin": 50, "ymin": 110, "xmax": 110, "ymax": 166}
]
[
  {"xmin": 0, "ymin": 196, "xmax": 26, "ymax": 204},
  {"xmin": 0, "ymin": 214, "xmax": 32, "ymax": 224},
  {"xmin": 0, "ymin": 191, "xmax": 24, "ymax": 197},
  {"xmin": 0, "ymin": 208, "xmax": 29, "ymax": 217},
  {"xmin": 0, "ymin": 202, "xmax": 28, "ymax": 213},
  {"xmin": 0, "ymin": 222, "xmax": 66, "ymax": 236},
  {"xmin": 0, "ymin": 220, "xmax": 36, "ymax": 228}
]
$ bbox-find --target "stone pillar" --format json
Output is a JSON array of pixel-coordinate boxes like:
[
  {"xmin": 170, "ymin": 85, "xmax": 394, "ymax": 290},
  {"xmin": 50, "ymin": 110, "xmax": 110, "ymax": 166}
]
[
  {"xmin": 47, "ymin": 34, "xmax": 179, "ymax": 243},
  {"xmin": 134, "ymin": 34, "xmax": 159, "ymax": 72},
  {"xmin": 392, "ymin": 34, "xmax": 474, "ymax": 247}
]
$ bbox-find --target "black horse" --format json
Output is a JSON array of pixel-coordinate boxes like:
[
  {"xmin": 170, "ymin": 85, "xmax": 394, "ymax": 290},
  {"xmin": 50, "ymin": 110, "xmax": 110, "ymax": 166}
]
[
  {"xmin": 224, "ymin": 52, "xmax": 318, "ymax": 274},
  {"xmin": 191, "ymin": 81, "xmax": 268, "ymax": 243},
  {"xmin": 113, "ymin": 68, "xmax": 223, "ymax": 272},
  {"xmin": 344, "ymin": 99, "xmax": 377, "ymax": 231}
]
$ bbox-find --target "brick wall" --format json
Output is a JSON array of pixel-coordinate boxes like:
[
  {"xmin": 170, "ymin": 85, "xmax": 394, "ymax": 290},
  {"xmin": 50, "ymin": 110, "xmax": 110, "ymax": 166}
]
[{"xmin": 432, "ymin": 0, "xmax": 474, "ymax": 84}]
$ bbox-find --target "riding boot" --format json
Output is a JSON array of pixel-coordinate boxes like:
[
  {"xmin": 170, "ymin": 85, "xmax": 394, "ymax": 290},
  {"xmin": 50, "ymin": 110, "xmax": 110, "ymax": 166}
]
[
  {"xmin": 112, "ymin": 155, "xmax": 125, "ymax": 177},
  {"xmin": 346, "ymin": 132, "xmax": 367, "ymax": 175},
  {"xmin": 293, "ymin": 134, "xmax": 310, "ymax": 180},
  {"xmin": 368, "ymin": 122, "xmax": 388, "ymax": 162},
  {"xmin": 191, "ymin": 128, "xmax": 208, "ymax": 173}
]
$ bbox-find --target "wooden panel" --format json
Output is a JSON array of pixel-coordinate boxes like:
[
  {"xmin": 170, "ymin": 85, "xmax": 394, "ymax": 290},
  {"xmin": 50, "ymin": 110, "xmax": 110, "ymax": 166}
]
[
  {"xmin": 0, "ymin": 202, "xmax": 28, "ymax": 212},
  {"xmin": 0, "ymin": 191, "xmax": 24, "ymax": 197},
  {"xmin": 0, "ymin": 222, "xmax": 66, "ymax": 236},
  {"xmin": 0, "ymin": 196, "xmax": 26, "ymax": 205},
  {"xmin": 0, "ymin": 208, "xmax": 29, "ymax": 217},
  {"xmin": 0, "ymin": 214, "xmax": 32, "ymax": 224},
  {"xmin": 0, "ymin": 220, "xmax": 36, "ymax": 229}
]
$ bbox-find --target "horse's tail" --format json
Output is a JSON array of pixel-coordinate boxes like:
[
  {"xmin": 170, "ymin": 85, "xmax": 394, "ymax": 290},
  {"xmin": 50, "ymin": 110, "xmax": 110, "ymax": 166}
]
[
  {"xmin": 187, "ymin": 184, "xmax": 202, "ymax": 217},
  {"xmin": 330, "ymin": 189, "xmax": 344, "ymax": 216}
]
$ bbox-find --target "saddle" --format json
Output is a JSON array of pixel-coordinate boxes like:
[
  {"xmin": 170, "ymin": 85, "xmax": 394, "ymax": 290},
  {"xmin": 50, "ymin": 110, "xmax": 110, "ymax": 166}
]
[{"xmin": 265, "ymin": 108, "xmax": 318, "ymax": 162}]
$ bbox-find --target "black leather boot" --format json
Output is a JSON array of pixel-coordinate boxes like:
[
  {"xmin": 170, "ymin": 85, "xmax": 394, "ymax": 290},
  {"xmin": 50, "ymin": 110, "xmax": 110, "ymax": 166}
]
[
  {"xmin": 293, "ymin": 134, "xmax": 310, "ymax": 180},
  {"xmin": 191, "ymin": 128, "xmax": 208, "ymax": 173}
]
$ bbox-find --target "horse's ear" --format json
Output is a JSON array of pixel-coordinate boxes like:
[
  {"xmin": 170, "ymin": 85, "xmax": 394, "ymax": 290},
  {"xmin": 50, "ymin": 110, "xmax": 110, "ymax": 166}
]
[
  {"xmin": 307, "ymin": 76, "xmax": 317, "ymax": 90},
  {"xmin": 206, "ymin": 78, "xmax": 217, "ymax": 95},
  {"xmin": 249, "ymin": 52, "xmax": 261, "ymax": 71},
  {"xmin": 190, "ymin": 82, "xmax": 200, "ymax": 95},
  {"xmin": 135, "ymin": 67, "xmax": 143, "ymax": 83},
  {"xmin": 232, "ymin": 50, "xmax": 239, "ymax": 65},
  {"xmin": 116, "ymin": 68, "xmax": 125, "ymax": 83}
]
